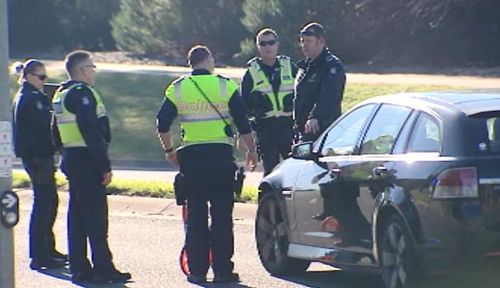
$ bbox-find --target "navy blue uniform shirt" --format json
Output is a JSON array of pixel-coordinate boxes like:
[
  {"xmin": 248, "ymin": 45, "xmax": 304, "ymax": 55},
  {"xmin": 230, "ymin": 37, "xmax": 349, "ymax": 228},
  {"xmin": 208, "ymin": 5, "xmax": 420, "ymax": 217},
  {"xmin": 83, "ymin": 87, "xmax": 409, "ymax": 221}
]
[
  {"xmin": 12, "ymin": 81, "xmax": 55, "ymax": 158},
  {"xmin": 53, "ymin": 80, "xmax": 112, "ymax": 173},
  {"xmin": 294, "ymin": 47, "xmax": 346, "ymax": 134}
]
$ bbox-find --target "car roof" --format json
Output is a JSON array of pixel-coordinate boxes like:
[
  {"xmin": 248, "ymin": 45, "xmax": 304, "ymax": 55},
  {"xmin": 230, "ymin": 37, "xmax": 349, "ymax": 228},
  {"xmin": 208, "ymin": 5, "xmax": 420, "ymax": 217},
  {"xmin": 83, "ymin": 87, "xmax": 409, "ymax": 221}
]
[{"xmin": 361, "ymin": 89, "xmax": 500, "ymax": 116}]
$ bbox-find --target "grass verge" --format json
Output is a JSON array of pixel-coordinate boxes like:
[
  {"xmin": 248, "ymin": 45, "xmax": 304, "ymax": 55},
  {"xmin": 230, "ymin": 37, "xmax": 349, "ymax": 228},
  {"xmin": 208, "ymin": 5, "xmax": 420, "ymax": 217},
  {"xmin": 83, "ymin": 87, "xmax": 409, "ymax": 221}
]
[{"xmin": 12, "ymin": 170, "xmax": 259, "ymax": 202}]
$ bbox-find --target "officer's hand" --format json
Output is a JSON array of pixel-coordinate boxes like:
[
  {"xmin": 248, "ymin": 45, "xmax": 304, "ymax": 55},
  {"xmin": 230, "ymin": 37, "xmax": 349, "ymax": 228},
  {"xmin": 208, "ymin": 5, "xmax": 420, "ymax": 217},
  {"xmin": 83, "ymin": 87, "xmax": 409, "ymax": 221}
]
[
  {"xmin": 305, "ymin": 119, "xmax": 320, "ymax": 134},
  {"xmin": 246, "ymin": 151, "xmax": 258, "ymax": 172},
  {"xmin": 102, "ymin": 171, "xmax": 113, "ymax": 186},
  {"xmin": 166, "ymin": 151, "xmax": 178, "ymax": 166}
]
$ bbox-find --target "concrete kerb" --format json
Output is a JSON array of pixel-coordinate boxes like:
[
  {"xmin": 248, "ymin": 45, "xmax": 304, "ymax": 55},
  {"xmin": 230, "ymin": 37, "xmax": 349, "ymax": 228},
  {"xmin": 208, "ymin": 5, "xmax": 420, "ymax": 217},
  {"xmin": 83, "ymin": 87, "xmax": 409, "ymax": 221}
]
[
  {"xmin": 16, "ymin": 186, "xmax": 258, "ymax": 226},
  {"xmin": 14, "ymin": 158, "xmax": 261, "ymax": 224}
]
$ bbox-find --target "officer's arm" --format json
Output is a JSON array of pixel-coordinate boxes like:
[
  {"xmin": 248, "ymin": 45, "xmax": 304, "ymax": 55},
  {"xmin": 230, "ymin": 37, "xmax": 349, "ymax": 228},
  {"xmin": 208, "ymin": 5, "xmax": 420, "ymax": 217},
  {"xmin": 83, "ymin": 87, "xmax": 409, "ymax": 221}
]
[
  {"xmin": 240, "ymin": 71, "xmax": 254, "ymax": 114},
  {"xmin": 21, "ymin": 94, "xmax": 55, "ymax": 156},
  {"xmin": 228, "ymin": 90, "xmax": 251, "ymax": 135},
  {"xmin": 23, "ymin": 95, "xmax": 48, "ymax": 143},
  {"xmin": 67, "ymin": 89, "xmax": 111, "ymax": 173},
  {"xmin": 308, "ymin": 61, "xmax": 346, "ymax": 122},
  {"xmin": 291, "ymin": 62, "xmax": 298, "ymax": 78},
  {"xmin": 51, "ymin": 117, "xmax": 63, "ymax": 153},
  {"xmin": 156, "ymin": 97, "xmax": 178, "ymax": 151}
]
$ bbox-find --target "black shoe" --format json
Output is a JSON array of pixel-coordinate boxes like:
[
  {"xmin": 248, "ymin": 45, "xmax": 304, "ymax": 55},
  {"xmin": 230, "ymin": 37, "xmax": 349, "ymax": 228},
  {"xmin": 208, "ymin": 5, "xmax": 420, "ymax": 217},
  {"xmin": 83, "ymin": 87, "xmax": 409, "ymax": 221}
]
[
  {"xmin": 187, "ymin": 274, "xmax": 207, "ymax": 284},
  {"xmin": 213, "ymin": 272, "xmax": 240, "ymax": 283},
  {"xmin": 29, "ymin": 258, "xmax": 66, "ymax": 270},
  {"xmin": 92, "ymin": 269, "xmax": 131, "ymax": 284},
  {"xmin": 50, "ymin": 250, "xmax": 68, "ymax": 263},
  {"xmin": 71, "ymin": 270, "xmax": 93, "ymax": 284}
]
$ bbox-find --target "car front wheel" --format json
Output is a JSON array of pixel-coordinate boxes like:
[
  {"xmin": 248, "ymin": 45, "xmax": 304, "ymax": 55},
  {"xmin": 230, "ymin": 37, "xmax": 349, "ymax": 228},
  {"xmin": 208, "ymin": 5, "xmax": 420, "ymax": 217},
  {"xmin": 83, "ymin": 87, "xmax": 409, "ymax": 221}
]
[
  {"xmin": 255, "ymin": 193, "xmax": 310, "ymax": 275},
  {"xmin": 380, "ymin": 215, "xmax": 420, "ymax": 288}
]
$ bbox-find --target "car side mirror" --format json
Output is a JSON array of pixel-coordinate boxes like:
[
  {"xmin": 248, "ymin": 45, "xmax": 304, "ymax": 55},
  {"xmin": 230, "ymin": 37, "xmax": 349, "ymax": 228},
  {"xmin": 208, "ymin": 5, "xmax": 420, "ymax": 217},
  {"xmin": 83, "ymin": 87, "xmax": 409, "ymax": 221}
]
[{"xmin": 291, "ymin": 141, "xmax": 316, "ymax": 160}]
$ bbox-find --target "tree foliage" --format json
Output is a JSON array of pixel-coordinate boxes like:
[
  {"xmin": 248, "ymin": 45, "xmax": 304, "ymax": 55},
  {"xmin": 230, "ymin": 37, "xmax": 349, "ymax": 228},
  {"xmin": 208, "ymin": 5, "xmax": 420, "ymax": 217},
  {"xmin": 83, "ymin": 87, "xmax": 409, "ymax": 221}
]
[
  {"xmin": 240, "ymin": 0, "xmax": 500, "ymax": 66},
  {"xmin": 111, "ymin": 0, "xmax": 247, "ymax": 61},
  {"xmin": 8, "ymin": 0, "xmax": 500, "ymax": 66},
  {"xmin": 8, "ymin": 0, "xmax": 120, "ymax": 54}
]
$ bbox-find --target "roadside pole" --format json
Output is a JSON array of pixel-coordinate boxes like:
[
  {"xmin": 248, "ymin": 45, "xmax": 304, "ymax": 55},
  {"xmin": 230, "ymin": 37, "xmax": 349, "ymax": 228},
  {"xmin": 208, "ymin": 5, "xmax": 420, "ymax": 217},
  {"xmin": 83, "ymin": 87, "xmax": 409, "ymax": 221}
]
[{"xmin": 0, "ymin": 0, "xmax": 17, "ymax": 287}]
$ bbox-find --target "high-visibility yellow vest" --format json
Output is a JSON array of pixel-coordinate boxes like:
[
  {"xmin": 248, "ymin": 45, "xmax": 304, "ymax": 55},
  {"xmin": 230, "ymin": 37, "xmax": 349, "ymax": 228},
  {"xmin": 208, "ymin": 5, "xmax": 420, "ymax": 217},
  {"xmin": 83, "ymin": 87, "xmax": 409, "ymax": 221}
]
[
  {"xmin": 165, "ymin": 74, "xmax": 238, "ymax": 146},
  {"xmin": 52, "ymin": 83, "xmax": 106, "ymax": 147},
  {"xmin": 247, "ymin": 55, "xmax": 294, "ymax": 118}
]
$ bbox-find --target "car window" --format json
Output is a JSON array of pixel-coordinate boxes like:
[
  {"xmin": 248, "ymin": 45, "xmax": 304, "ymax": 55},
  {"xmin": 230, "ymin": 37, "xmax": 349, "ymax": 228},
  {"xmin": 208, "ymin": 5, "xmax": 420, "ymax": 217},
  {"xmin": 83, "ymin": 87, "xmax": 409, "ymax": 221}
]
[
  {"xmin": 407, "ymin": 113, "xmax": 441, "ymax": 153},
  {"xmin": 468, "ymin": 116, "xmax": 500, "ymax": 155},
  {"xmin": 488, "ymin": 117, "xmax": 500, "ymax": 153},
  {"xmin": 360, "ymin": 104, "xmax": 412, "ymax": 154},
  {"xmin": 319, "ymin": 104, "xmax": 375, "ymax": 156},
  {"xmin": 392, "ymin": 111, "xmax": 417, "ymax": 154}
]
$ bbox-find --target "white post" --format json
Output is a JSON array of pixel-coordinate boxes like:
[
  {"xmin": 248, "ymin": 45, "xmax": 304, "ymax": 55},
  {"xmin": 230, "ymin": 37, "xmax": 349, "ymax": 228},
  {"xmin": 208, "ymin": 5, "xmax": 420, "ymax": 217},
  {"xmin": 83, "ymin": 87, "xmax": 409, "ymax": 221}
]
[{"xmin": 0, "ymin": 0, "xmax": 16, "ymax": 286}]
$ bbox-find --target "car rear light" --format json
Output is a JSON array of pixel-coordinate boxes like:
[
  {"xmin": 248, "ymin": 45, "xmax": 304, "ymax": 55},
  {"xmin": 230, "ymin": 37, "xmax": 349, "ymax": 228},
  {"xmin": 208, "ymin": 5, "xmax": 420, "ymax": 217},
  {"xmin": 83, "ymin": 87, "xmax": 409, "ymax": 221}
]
[
  {"xmin": 321, "ymin": 216, "xmax": 341, "ymax": 232},
  {"xmin": 433, "ymin": 167, "xmax": 478, "ymax": 199}
]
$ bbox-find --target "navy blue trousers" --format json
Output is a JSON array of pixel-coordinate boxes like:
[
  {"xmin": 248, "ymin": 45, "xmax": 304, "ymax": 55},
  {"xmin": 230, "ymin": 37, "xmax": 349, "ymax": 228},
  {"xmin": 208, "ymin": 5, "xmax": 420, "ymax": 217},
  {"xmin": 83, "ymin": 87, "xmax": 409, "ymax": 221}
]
[
  {"xmin": 256, "ymin": 120, "xmax": 293, "ymax": 175},
  {"xmin": 61, "ymin": 149, "xmax": 114, "ymax": 274},
  {"xmin": 178, "ymin": 144, "xmax": 237, "ymax": 278},
  {"xmin": 22, "ymin": 156, "xmax": 59, "ymax": 260}
]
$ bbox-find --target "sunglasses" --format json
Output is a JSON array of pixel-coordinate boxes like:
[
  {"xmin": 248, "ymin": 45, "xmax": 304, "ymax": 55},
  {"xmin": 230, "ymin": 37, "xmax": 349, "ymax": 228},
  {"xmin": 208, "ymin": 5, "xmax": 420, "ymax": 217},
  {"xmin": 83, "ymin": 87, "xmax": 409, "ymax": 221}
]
[
  {"xmin": 30, "ymin": 73, "xmax": 48, "ymax": 81},
  {"xmin": 299, "ymin": 30, "xmax": 316, "ymax": 37},
  {"xmin": 258, "ymin": 39, "xmax": 277, "ymax": 47}
]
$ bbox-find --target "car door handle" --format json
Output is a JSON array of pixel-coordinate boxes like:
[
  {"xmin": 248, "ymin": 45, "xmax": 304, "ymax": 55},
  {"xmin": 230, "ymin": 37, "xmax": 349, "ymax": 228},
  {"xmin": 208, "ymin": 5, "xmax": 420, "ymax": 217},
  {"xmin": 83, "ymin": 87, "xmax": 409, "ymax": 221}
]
[{"xmin": 373, "ymin": 166, "xmax": 388, "ymax": 176}]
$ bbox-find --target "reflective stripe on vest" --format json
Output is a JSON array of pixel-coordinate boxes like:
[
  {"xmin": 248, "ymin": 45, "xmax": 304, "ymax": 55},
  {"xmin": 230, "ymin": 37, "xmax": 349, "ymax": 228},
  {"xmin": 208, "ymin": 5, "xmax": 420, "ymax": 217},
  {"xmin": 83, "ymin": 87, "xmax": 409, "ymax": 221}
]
[
  {"xmin": 165, "ymin": 74, "xmax": 237, "ymax": 146},
  {"xmin": 248, "ymin": 56, "xmax": 294, "ymax": 116},
  {"xmin": 52, "ymin": 83, "xmax": 106, "ymax": 148}
]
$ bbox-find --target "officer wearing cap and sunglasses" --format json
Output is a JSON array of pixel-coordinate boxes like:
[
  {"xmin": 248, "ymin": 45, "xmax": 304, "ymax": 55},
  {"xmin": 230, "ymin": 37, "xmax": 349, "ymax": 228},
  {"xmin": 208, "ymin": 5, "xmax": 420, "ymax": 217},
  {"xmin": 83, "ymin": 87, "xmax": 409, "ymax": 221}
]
[
  {"xmin": 12, "ymin": 59, "xmax": 68, "ymax": 270},
  {"xmin": 241, "ymin": 28, "xmax": 298, "ymax": 176},
  {"xmin": 294, "ymin": 22, "xmax": 346, "ymax": 142}
]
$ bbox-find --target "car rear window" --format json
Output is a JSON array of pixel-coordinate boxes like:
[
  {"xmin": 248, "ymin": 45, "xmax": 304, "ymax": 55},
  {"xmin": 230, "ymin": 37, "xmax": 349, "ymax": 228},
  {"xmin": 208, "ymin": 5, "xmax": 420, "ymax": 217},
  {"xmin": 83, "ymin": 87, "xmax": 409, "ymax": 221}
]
[{"xmin": 468, "ymin": 115, "xmax": 500, "ymax": 155}]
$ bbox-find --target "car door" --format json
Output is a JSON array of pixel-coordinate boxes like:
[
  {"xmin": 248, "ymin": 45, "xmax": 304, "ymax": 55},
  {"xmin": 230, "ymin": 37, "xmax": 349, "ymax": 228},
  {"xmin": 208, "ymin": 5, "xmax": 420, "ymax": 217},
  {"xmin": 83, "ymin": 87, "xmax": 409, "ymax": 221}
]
[
  {"xmin": 293, "ymin": 104, "xmax": 377, "ymax": 248},
  {"xmin": 341, "ymin": 104, "xmax": 414, "ymax": 252}
]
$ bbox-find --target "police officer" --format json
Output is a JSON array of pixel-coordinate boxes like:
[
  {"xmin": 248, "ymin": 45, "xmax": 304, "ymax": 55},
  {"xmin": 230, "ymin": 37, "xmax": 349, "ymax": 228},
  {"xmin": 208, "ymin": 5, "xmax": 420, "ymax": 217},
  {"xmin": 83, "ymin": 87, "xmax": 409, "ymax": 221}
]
[
  {"xmin": 157, "ymin": 45, "xmax": 257, "ymax": 284},
  {"xmin": 12, "ymin": 59, "xmax": 67, "ymax": 270},
  {"xmin": 241, "ymin": 28, "xmax": 297, "ymax": 175},
  {"xmin": 52, "ymin": 50, "xmax": 131, "ymax": 284},
  {"xmin": 294, "ymin": 22, "xmax": 346, "ymax": 142}
]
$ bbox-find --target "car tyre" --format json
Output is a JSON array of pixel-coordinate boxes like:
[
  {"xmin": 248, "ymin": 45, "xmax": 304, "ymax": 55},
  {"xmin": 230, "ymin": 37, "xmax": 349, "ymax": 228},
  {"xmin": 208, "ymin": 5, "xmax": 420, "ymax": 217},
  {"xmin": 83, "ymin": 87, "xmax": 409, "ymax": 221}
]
[
  {"xmin": 255, "ymin": 193, "xmax": 310, "ymax": 275},
  {"xmin": 379, "ymin": 215, "xmax": 420, "ymax": 288}
]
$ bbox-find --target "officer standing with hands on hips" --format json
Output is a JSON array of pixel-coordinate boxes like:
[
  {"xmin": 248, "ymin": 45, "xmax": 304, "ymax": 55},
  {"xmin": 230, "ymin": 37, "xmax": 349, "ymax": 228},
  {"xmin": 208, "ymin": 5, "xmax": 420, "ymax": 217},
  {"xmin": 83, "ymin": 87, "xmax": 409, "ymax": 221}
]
[
  {"xmin": 52, "ymin": 50, "xmax": 131, "ymax": 284},
  {"xmin": 156, "ymin": 45, "xmax": 257, "ymax": 284},
  {"xmin": 12, "ymin": 59, "xmax": 67, "ymax": 270},
  {"xmin": 241, "ymin": 28, "xmax": 297, "ymax": 176},
  {"xmin": 294, "ymin": 22, "xmax": 346, "ymax": 142}
]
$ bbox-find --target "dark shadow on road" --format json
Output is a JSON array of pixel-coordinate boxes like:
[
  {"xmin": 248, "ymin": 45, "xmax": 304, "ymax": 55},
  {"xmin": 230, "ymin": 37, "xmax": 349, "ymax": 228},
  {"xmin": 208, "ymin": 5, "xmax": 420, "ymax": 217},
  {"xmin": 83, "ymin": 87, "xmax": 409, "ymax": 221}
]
[
  {"xmin": 276, "ymin": 270, "xmax": 384, "ymax": 288},
  {"xmin": 37, "ymin": 267, "xmax": 132, "ymax": 288},
  {"xmin": 189, "ymin": 282, "xmax": 255, "ymax": 288}
]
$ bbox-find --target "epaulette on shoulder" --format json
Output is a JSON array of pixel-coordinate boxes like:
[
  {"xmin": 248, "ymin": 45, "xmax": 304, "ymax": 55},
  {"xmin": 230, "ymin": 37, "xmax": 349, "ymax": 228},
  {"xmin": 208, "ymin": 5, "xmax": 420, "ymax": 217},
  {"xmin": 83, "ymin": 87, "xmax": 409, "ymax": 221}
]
[
  {"xmin": 246, "ymin": 57, "xmax": 259, "ymax": 66},
  {"xmin": 324, "ymin": 54, "xmax": 335, "ymax": 62},
  {"xmin": 171, "ymin": 75, "xmax": 187, "ymax": 85},
  {"xmin": 216, "ymin": 74, "xmax": 231, "ymax": 81},
  {"xmin": 71, "ymin": 83, "xmax": 87, "ymax": 92},
  {"xmin": 278, "ymin": 55, "xmax": 291, "ymax": 60}
]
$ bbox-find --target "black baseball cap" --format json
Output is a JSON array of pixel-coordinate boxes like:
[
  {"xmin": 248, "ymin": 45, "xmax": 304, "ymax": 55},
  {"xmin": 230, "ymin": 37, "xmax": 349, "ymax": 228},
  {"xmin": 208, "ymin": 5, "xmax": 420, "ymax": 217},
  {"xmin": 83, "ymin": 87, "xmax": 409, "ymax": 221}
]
[{"xmin": 299, "ymin": 22, "xmax": 325, "ymax": 38}]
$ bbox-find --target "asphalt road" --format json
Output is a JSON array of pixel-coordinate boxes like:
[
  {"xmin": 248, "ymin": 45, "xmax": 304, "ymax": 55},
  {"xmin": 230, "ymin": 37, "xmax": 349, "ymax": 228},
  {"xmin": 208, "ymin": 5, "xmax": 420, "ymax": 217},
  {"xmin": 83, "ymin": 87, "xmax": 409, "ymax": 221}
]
[{"xmin": 13, "ymin": 189, "xmax": 383, "ymax": 288}]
